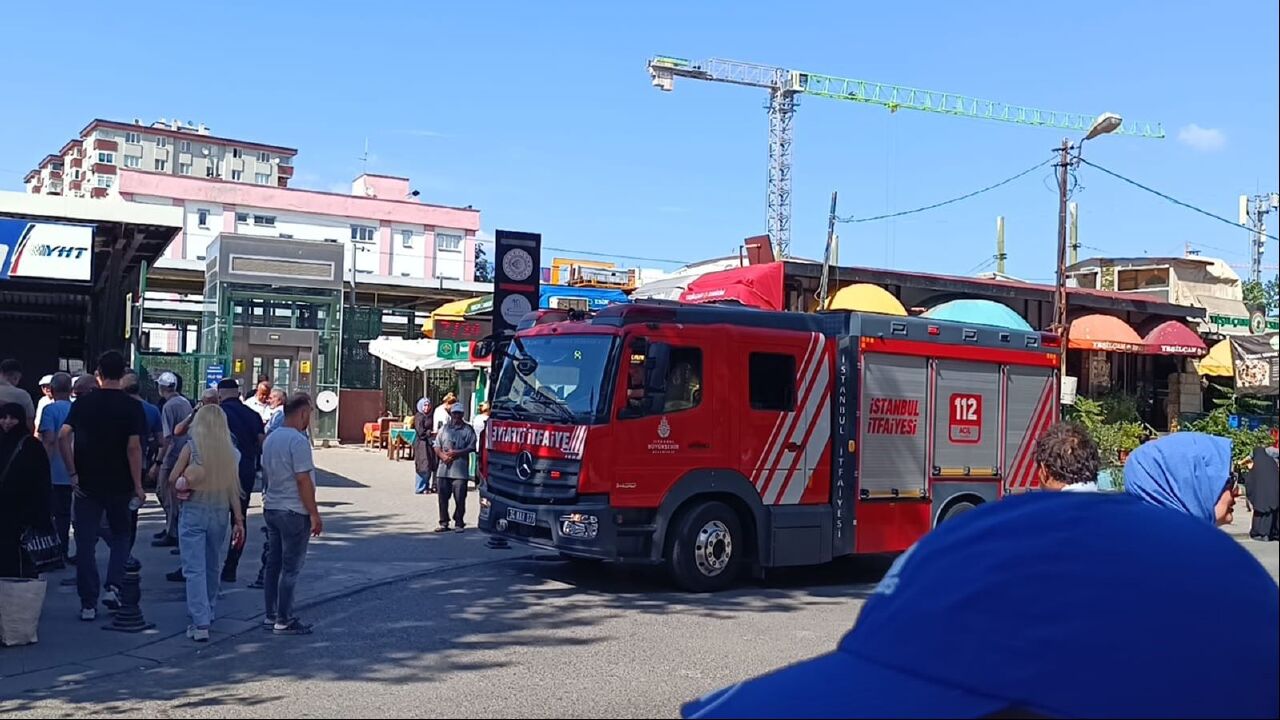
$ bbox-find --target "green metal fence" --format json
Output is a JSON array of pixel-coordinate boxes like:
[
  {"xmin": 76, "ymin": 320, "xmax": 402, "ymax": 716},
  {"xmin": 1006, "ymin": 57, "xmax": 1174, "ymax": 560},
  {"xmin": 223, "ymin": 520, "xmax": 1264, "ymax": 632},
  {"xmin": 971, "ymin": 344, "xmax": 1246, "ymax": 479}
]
[{"xmin": 134, "ymin": 352, "xmax": 224, "ymax": 403}]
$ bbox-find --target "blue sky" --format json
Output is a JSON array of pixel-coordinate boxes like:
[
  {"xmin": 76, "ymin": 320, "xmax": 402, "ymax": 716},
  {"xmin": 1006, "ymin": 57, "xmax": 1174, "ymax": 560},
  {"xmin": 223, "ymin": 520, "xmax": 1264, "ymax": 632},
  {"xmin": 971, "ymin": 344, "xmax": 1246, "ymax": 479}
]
[{"xmin": 3, "ymin": 1, "xmax": 1276, "ymax": 280}]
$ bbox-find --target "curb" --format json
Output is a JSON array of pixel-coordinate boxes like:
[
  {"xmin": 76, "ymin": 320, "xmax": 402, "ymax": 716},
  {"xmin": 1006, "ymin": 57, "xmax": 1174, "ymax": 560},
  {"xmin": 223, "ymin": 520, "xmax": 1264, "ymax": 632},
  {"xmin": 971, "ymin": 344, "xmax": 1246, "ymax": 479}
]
[{"xmin": 1, "ymin": 551, "xmax": 533, "ymax": 699}]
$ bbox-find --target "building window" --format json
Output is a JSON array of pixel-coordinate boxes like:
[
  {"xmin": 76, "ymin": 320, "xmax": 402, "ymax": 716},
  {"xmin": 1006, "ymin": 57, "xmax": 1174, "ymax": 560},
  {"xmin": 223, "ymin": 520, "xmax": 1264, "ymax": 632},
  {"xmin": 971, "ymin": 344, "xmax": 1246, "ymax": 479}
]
[
  {"xmin": 254, "ymin": 173, "xmax": 270, "ymax": 185},
  {"xmin": 257, "ymin": 151, "xmax": 271, "ymax": 163},
  {"xmin": 97, "ymin": 152, "xmax": 115, "ymax": 164},
  {"xmin": 279, "ymin": 156, "xmax": 291, "ymax": 166},
  {"xmin": 197, "ymin": 209, "xmax": 209, "ymax": 228},
  {"xmin": 351, "ymin": 225, "xmax": 376, "ymax": 243},
  {"xmin": 179, "ymin": 140, "xmax": 191, "ymax": 153},
  {"xmin": 749, "ymin": 353, "xmax": 796, "ymax": 411},
  {"xmin": 236, "ymin": 212, "xmax": 249, "ymax": 224},
  {"xmin": 154, "ymin": 159, "xmax": 167, "ymax": 172},
  {"xmin": 401, "ymin": 230, "xmax": 413, "ymax": 248},
  {"xmin": 179, "ymin": 162, "xmax": 192, "ymax": 175},
  {"xmin": 96, "ymin": 175, "xmax": 113, "ymax": 188},
  {"xmin": 206, "ymin": 163, "xmax": 218, "ymax": 178},
  {"xmin": 231, "ymin": 148, "xmax": 242, "ymax": 159},
  {"xmin": 231, "ymin": 170, "xmax": 243, "ymax": 181},
  {"xmin": 155, "ymin": 136, "xmax": 167, "ymax": 148},
  {"xmin": 125, "ymin": 131, "xmax": 140, "ymax": 144},
  {"xmin": 253, "ymin": 214, "xmax": 276, "ymax": 227},
  {"xmin": 123, "ymin": 155, "xmax": 141, "ymax": 168},
  {"xmin": 73, "ymin": 169, "xmax": 82, "ymax": 180},
  {"xmin": 436, "ymin": 233, "xmax": 463, "ymax": 252}
]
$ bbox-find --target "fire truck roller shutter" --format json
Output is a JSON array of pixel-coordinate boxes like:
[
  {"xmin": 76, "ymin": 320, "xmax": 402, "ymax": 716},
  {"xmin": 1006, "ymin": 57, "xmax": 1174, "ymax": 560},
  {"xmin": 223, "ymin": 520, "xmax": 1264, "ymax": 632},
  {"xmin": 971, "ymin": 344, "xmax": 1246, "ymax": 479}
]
[
  {"xmin": 652, "ymin": 469, "xmax": 770, "ymax": 568},
  {"xmin": 931, "ymin": 360, "xmax": 1002, "ymax": 475},
  {"xmin": 1003, "ymin": 366, "xmax": 1057, "ymax": 492},
  {"xmin": 859, "ymin": 354, "xmax": 929, "ymax": 498}
]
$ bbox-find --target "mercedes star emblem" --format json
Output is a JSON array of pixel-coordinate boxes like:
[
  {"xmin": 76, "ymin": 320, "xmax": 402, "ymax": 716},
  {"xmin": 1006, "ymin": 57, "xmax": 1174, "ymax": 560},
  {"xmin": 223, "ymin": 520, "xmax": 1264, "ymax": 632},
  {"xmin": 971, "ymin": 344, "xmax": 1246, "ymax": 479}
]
[{"xmin": 515, "ymin": 451, "xmax": 535, "ymax": 481}]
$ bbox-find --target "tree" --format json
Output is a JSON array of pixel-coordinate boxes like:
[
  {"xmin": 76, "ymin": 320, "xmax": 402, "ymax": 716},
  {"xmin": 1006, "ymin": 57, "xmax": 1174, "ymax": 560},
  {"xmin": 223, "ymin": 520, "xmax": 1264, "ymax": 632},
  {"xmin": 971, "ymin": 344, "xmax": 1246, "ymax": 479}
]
[
  {"xmin": 474, "ymin": 242, "xmax": 493, "ymax": 282},
  {"xmin": 1242, "ymin": 279, "xmax": 1278, "ymax": 313}
]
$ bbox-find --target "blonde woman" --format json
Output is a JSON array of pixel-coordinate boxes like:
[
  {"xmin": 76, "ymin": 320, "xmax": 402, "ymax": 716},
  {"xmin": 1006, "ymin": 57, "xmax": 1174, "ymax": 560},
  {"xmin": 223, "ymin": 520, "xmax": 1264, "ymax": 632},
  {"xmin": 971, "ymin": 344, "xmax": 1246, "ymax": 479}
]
[{"xmin": 169, "ymin": 403, "xmax": 245, "ymax": 642}]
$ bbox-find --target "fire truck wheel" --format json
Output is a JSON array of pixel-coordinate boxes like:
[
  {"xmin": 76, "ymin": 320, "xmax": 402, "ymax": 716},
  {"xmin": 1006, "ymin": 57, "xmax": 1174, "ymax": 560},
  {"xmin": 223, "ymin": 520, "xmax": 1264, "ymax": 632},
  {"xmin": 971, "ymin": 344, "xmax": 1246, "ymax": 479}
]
[
  {"xmin": 938, "ymin": 498, "xmax": 980, "ymax": 524},
  {"xmin": 668, "ymin": 501, "xmax": 743, "ymax": 592}
]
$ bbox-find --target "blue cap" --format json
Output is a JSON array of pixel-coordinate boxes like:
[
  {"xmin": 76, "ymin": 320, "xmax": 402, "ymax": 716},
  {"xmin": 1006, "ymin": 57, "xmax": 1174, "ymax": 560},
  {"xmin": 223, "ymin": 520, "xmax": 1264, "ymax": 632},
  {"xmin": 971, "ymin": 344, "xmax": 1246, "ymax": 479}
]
[{"xmin": 683, "ymin": 492, "xmax": 1279, "ymax": 719}]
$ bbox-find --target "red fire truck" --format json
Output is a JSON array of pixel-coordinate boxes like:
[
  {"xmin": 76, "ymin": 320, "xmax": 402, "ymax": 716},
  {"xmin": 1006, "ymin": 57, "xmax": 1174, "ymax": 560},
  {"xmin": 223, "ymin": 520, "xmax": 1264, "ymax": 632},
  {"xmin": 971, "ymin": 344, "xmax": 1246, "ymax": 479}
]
[{"xmin": 478, "ymin": 301, "xmax": 1059, "ymax": 591}]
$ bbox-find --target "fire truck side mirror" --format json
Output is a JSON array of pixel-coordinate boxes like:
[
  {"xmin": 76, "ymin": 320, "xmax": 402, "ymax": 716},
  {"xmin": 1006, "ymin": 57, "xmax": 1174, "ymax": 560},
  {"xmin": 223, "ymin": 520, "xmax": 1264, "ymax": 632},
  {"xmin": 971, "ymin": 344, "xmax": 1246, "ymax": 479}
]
[{"xmin": 473, "ymin": 339, "xmax": 495, "ymax": 359}]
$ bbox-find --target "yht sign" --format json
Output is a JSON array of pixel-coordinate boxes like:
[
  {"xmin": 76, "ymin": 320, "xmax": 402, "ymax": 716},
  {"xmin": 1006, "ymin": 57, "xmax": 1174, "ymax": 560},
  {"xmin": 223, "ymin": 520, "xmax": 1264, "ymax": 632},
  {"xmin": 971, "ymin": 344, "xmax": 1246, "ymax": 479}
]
[{"xmin": 0, "ymin": 219, "xmax": 94, "ymax": 282}]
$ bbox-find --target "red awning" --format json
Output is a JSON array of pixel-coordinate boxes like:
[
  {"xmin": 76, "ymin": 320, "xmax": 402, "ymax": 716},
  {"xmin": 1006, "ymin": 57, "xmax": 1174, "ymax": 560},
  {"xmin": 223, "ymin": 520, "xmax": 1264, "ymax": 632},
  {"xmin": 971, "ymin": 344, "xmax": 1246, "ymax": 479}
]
[
  {"xmin": 1140, "ymin": 320, "xmax": 1208, "ymax": 357},
  {"xmin": 1067, "ymin": 313, "xmax": 1145, "ymax": 353},
  {"xmin": 679, "ymin": 262, "xmax": 785, "ymax": 311}
]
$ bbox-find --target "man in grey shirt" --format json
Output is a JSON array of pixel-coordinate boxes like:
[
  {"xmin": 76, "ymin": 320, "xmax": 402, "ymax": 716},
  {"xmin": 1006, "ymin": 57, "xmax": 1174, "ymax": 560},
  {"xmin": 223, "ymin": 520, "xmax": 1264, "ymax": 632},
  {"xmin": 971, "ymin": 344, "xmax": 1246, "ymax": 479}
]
[
  {"xmin": 152, "ymin": 372, "xmax": 192, "ymax": 547},
  {"xmin": 433, "ymin": 403, "xmax": 477, "ymax": 533},
  {"xmin": 261, "ymin": 393, "xmax": 322, "ymax": 635}
]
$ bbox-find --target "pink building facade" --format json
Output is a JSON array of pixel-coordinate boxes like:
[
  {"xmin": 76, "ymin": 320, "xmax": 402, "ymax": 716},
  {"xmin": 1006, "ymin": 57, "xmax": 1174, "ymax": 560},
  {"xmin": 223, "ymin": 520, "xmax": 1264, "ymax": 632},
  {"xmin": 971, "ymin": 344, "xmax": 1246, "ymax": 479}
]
[{"xmin": 117, "ymin": 170, "xmax": 480, "ymax": 285}]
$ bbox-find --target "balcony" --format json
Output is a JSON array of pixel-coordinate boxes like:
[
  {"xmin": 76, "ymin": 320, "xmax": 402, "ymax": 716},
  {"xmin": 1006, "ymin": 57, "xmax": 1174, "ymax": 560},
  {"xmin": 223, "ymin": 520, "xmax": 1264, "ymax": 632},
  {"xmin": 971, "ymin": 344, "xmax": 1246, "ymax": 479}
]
[
  {"xmin": 91, "ymin": 187, "xmax": 108, "ymax": 198},
  {"xmin": 93, "ymin": 163, "xmax": 117, "ymax": 175},
  {"xmin": 69, "ymin": 157, "xmax": 82, "ymax": 168},
  {"xmin": 93, "ymin": 138, "xmax": 118, "ymax": 152},
  {"xmin": 277, "ymin": 164, "xmax": 294, "ymax": 177}
]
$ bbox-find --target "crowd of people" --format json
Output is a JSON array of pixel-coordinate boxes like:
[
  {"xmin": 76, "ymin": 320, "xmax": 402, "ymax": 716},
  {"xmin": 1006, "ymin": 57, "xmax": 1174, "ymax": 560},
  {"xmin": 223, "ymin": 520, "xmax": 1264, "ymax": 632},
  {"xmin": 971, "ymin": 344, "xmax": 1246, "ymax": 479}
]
[{"xmin": 0, "ymin": 354, "xmax": 323, "ymax": 642}]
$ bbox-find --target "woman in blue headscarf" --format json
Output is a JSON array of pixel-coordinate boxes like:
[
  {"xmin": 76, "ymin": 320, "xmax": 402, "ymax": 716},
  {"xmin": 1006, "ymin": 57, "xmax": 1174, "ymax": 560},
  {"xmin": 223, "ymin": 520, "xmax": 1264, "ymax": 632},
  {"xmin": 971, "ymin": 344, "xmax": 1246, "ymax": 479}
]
[{"xmin": 1124, "ymin": 432, "xmax": 1240, "ymax": 525}]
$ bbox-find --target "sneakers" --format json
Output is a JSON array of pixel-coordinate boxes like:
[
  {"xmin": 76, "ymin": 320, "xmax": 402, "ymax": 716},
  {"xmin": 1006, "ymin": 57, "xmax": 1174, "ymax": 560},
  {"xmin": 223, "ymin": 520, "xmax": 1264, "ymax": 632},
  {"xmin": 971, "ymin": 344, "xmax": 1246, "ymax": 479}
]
[
  {"xmin": 166, "ymin": 568, "xmax": 186, "ymax": 583},
  {"xmin": 272, "ymin": 618, "xmax": 313, "ymax": 636},
  {"xmin": 101, "ymin": 586, "xmax": 121, "ymax": 611},
  {"xmin": 455, "ymin": 525, "xmax": 465, "ymax": 533},
  {"xmin": 262, "ymin": 616, "xmax": 277, "ymax": 629},
  {"xmin": 80, "ymin": 607, "xmax": 96, "ymax": 622},
  {"xmin": 186, "ymin": 625, "xmax": 210, "ymax": 642},
  {"xmin": 433, "ymin": 524, "xmax": 451, "ymax": 533}
]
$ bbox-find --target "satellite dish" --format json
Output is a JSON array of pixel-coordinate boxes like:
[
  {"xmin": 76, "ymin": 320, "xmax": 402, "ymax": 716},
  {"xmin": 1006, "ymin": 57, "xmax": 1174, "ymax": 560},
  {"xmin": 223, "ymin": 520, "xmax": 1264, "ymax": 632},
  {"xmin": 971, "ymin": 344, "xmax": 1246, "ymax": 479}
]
[{"xmin": 316, "ymin": 390, "xmax": 339, "ymax": 413}]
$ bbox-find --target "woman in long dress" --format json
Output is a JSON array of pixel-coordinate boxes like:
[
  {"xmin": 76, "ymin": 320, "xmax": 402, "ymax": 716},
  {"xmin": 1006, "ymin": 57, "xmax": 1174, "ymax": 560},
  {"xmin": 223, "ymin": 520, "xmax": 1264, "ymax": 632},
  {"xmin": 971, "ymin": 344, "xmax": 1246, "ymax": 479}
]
[
  {"xmin": 1245, "ymin": 434, "xmax": 1279, "ymax": 541},
  {"xmin": 0, "ymin": 403, "xmax": 52, "ymax": 579}
]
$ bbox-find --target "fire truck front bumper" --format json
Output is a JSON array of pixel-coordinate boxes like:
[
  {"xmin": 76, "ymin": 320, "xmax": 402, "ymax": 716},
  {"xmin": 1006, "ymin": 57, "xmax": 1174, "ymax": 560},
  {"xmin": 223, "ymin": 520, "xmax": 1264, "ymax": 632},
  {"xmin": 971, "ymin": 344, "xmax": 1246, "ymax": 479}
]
[{"xmin": 479, "ymin": 489, "xmax": 619, "ymax": 560}]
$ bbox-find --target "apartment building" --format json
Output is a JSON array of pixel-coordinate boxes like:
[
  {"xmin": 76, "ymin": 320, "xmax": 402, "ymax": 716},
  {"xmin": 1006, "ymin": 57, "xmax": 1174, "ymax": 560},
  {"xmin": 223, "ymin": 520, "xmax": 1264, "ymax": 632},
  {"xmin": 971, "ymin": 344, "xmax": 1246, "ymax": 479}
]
[{"xmin": 24, "ymin": 118, "xmax": 297, "ymax": 198}]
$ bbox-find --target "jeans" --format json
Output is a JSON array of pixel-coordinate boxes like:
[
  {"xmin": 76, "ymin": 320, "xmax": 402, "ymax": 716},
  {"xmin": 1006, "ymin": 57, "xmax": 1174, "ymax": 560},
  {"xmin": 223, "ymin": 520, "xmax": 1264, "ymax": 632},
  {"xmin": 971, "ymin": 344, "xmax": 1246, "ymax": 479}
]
[
  {"xmin": 179, "ymin": 500, "xmax": 230, "ymax": 628},
  {"xmin": 264, "ymin": 509, "xmax": 311, "ymax": 624},
  {"xmin": 159, "ymin": 463, "xmax": 180, "ymax": 538},
  {"xmin": 73, "ymin": 492, "xmax": 132, "ymax": 609},
  {"xmin": 51, "ymin": 485, "xmax": 73, "ymax": 559},
  {"xmin": 437, "ymin": 475, "xmax": 468, "ymax": 527},
  {"xmin": 415, "ymin": 473, "xmax": 430, "ymax": 494},
  {"xmin": 223, "ymin": 488, "xmax": 251, "ymax": 574}
]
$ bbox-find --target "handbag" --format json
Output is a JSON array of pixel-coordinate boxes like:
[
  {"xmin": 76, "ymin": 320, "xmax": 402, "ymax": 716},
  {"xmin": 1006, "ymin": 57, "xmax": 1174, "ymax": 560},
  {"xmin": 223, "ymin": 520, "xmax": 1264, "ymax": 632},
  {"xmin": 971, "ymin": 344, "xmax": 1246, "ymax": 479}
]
[{"xmin": 1, "ymin": 440, "xmax": 64, "ymax": 573}]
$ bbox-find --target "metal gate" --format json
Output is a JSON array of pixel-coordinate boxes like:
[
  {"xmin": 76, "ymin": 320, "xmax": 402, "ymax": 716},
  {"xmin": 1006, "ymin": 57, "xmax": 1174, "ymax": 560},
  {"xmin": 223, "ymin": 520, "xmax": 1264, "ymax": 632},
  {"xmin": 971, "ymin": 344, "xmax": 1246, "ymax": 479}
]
[{"xmin": 135, "ymin": 352, "xmax": 223, "ymax": 403}]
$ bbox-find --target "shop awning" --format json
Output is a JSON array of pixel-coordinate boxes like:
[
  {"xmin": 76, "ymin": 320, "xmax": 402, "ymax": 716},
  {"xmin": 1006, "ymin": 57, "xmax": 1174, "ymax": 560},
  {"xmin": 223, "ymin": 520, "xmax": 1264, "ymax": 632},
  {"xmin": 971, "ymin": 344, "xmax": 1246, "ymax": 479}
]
[
  {"xmin": 367, "ymin": 336, "xmax": 457, "ymax": 371},
  {"xmin": 922, "ymin": 298, "xmax": 1031, "ymax": 330},
  {"xmin": 1140, "ymin": 320, "xmax": 1208, "ymax": 357},
  {"xmin": 1195, "ymin": 339, "xmax": 1234, "ymax": 377},
  {"xmin": 1068, "ymin": 314, "xmax": 1145, "ymax": 353},
  {"xmin": 825, "ymin": 283, "xmax": 907, "ymax": 316},
  {"xmin": 423, "ymin": 295, "xmax": 492, "ymax": 337},
  {"xmin": 680, "ymin": 262, "xmax": 784, "ymax": 310}
]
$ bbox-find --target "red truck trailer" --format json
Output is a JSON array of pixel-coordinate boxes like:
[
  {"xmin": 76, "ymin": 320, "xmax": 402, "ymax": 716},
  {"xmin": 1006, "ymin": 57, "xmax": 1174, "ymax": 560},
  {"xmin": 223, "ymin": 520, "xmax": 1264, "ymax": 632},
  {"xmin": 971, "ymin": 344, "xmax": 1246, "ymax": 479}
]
[{"xmin": 478, "ymin": 301, "xmax": 1059, "ymax": 590}]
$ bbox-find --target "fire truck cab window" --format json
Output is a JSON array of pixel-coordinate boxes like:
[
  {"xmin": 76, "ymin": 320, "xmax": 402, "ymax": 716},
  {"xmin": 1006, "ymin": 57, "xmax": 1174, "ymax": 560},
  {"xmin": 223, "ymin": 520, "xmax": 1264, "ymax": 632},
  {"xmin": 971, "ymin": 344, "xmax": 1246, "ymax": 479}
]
[
  {"xmin": 749, "ymin": 353, "xmax": 796, "ymax": 411},
  {"xmin": 662, "ymin": 348, "xmax": 703, "ymax": 414}
]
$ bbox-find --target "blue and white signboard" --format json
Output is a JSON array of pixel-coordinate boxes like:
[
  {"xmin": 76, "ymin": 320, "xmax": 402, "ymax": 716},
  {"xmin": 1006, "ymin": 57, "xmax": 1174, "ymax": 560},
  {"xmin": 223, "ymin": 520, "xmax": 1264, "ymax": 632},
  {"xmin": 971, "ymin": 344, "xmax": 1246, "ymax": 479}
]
[
  {"xmin": 205, "ymin": 364, "xmax": 225, "ymax": 389},
  {"xmin": 0, "ymin": 219, "xmax": 94, "ymax": 282}
]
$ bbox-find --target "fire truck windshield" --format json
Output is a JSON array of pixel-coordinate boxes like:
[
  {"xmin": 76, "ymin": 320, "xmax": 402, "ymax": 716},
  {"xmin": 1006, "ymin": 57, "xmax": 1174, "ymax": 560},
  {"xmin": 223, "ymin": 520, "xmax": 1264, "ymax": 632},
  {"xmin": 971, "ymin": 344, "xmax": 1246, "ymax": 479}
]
[{"xmin": 491, "ymin": 335, "xmax": 615, "ymax": 424}]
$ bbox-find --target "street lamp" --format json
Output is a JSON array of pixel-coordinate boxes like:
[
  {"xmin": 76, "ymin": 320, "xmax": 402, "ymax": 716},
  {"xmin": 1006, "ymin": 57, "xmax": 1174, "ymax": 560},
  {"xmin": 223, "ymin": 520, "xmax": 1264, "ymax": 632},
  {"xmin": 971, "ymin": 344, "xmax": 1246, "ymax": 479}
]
[{"xmin": 1053, "ymin": 112, "xmax": 1124, "ymax": 370}]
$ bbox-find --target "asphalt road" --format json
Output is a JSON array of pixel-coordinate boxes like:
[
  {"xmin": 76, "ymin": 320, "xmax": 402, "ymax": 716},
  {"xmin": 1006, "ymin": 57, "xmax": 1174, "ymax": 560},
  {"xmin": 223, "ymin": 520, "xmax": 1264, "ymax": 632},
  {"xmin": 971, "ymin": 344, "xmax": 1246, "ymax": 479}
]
[{"xmin": 0, "ymin": 554, "xmax": 894, "ymax": 718}]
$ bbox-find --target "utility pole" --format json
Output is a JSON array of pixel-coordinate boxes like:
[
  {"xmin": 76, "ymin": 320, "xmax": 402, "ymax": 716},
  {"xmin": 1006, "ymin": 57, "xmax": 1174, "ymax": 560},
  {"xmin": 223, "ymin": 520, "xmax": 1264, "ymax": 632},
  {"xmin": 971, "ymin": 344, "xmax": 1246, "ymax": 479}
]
[
  {"xmin": 995, "ymin": 216, "xmax": 1007, "ymax": 275},
  {"xmin": 1241, "ymin": 194, "xmax": 1278, "ymax": 283},
  {"xmin": 817, "ymin": 191, "xmax": 838, "ymax": 309},
  {"xmin": 1053, "ymin": 139, "xmax": 1071, "ymax": 368},
  {"xmin": 1068, "ymin": 202, "xmax": 1080, "ymax": 265}
]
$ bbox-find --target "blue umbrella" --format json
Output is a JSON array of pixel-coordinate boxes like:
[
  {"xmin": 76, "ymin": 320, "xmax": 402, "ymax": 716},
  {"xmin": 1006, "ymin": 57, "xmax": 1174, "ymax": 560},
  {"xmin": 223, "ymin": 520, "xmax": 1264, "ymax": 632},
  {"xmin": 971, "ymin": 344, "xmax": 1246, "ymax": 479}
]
[{"xmin": 923, "ymin": 299, "xmax": 1033, "ymax": 331}]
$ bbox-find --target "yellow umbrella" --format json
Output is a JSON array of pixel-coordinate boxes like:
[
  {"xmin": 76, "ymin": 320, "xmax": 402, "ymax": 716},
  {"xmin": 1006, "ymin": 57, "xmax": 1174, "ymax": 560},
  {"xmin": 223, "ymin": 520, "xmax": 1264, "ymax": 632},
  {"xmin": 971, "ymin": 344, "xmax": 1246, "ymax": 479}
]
[
  {"xmin": 1194, "ymin": 338, "xmax": 1233, "ymax": 377},
  {"xmin": 824, "ymin": 283, "xmax": 907, "ymax": 316}
]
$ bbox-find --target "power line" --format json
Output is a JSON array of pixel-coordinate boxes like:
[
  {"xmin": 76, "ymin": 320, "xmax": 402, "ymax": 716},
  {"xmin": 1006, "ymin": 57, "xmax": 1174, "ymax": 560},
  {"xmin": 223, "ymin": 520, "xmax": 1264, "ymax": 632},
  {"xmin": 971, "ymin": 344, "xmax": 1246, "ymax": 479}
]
[
  {"xmin": 836, "ymin": 158, "xmax": 1053, "ymax": 224},
  {"xmin": 1078, "ymin": 158, "xmax": 1280, "ymax": 242}
]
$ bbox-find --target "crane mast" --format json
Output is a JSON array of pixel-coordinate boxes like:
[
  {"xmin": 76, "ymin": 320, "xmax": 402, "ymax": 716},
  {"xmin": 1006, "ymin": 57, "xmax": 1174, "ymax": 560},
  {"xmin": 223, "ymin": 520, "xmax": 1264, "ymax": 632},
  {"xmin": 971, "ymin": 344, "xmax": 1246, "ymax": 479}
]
[{"xmin": 648, "ymin": 55, "xmax": 1164, "ymax": 258}]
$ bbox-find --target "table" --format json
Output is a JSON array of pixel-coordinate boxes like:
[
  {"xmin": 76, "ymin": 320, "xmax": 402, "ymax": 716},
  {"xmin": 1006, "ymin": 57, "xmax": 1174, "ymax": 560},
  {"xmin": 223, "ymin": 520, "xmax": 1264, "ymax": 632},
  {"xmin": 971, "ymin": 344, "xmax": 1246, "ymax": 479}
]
[{"xmin": 387, "ymin": 427, "xmax": 417, "ymax": 461}]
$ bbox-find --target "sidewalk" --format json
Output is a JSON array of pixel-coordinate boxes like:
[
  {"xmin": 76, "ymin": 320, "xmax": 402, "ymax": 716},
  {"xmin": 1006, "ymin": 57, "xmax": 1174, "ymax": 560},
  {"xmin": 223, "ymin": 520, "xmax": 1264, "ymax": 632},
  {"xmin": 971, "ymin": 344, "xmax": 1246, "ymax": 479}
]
[{"xmin": 0, "ymin": 446, "xmax": 529, "ymax": 697}]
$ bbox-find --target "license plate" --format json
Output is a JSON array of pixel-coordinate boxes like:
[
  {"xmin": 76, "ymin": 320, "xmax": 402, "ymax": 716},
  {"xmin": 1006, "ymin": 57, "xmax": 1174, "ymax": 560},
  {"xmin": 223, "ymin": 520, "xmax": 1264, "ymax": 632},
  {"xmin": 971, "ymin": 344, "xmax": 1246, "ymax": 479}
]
[{"xmin": 507, "ymin": 508, "xmax": 536, "ymax": 526}]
